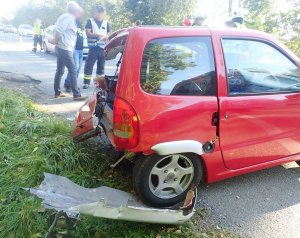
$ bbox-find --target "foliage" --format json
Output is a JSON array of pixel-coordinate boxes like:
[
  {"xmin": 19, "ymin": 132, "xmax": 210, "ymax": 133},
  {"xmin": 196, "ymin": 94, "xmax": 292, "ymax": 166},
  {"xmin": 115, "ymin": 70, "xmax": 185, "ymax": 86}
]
[
  {"xmin": 124, "ymin": 0, "xmax": 196, "ymax": 25},
  {"xmin": 13, "ymin": 0, "xmax": 68, "ymax": 27},
  {"xmin": 12, "ymin": 0, "xmax": 196, "ymax": 31},
  {"xmin": 141, "ymin": 42, "xmax": 196, "ymax": 94},
  {"xmin": 241, "ymin": 0, "xmax": 300, "ymax": 56},
  {"xmin": 0, "ymin": 88, "xmax": 235, "ymax": 237},
  {"xmin": 105, "ymin": 0, "xmax": 133, "ymax": 31},
  {"xmin": 278, "ymin": 5, "xmax": 300, "ymax": 56}
]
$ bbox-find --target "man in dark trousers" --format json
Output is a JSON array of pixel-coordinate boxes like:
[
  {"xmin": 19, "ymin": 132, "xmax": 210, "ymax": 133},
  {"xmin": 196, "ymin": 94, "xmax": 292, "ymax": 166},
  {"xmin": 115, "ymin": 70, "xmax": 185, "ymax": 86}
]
[
  {"xmin": 32, "ymin": 18, "xmax": 43, "ymax": 52},
  {"xmin": 64, "ymin": 19, "xmax": 84, "ymax": 93},
  {"xmin": 51, "ymin": 1, "xmax": 86, "ymax": 100},
  {"xmin": 82, "ymin": 4, "xmax": 110, "ymax": 89}
]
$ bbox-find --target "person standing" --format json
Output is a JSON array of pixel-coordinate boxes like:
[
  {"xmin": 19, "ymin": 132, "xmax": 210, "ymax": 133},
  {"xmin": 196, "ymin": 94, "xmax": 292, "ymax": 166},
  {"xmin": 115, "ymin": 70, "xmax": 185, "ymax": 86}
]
[
  {"xmin": 183, "ymin": 15, "xmax": 192, "ymax": 26},
  {"xmin": 192, "ymin": 15, "xmax": 205, "ymax": 26},
  {"xmin": 64, "ymin": 19, "xmax": 84, "ymax": 93},
  {"xmin": 32, "ymin": 18, "xmax": 43, "ymax": 52},
  {"xmin": 231, "ymin": 10, "xmax": 246, "ymax": 28},
  {"xmin": 51, "ymin": 1, "xmax": 86, "ymax": 100},
  {"xmin": 82, "ymin": 4, "xmax": 110, "ymax": 89}
]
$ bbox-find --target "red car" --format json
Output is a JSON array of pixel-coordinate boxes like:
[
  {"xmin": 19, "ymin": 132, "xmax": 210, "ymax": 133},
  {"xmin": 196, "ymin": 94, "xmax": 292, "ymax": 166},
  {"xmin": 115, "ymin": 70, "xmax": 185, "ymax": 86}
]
[{"xmin": 74, "ymin": 27, "xmax": 300, "ymax": 207}]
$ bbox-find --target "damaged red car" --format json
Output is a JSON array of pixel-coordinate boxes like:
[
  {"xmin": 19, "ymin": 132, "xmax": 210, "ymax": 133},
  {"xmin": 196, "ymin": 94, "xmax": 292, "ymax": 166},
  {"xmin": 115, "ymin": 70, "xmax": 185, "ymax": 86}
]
[{"xmin": 73, "ymin": 26, "xmax": 300, "ymax": 207}]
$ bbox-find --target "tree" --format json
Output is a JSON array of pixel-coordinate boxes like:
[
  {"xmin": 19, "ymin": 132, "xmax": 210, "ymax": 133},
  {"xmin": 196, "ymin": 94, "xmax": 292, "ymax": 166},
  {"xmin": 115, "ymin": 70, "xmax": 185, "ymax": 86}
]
[
  {"xmin": 13, "ymin": 0, "xmax": 67, "ymax": 26},
  {"xmin": 279, "ymin": 2, "xmax": 300, "ymax": 56},
  {"xmin": 123, "ymin": 0, "xmax": 197, "ymax": 25},
  {"xmin": 241, "ymin": 0, "xmax": 300, "ymax": 56}
]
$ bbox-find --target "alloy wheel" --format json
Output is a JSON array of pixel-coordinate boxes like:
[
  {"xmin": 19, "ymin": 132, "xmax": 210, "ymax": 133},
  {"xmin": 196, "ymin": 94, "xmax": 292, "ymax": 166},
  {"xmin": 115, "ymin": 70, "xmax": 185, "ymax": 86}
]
[{"xmin": 148, "ymin": 154, "xmax": 194, "ymax": 199}]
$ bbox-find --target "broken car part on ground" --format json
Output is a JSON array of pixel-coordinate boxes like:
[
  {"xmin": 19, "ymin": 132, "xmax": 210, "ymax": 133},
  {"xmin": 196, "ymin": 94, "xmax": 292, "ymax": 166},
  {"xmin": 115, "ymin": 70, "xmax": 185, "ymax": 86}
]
[{"xmin": 28, "ymin": 173, "xmax": 197, "ymax": 224}]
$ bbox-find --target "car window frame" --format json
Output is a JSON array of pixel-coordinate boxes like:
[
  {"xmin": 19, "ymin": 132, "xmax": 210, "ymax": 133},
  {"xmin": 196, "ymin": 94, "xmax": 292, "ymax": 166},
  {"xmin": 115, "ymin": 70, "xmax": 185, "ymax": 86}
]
[
  {"xmin": 221, "ymin": 37, "xmax": 300, "ymax": 97},
  {"xmin": 139, "ymin": 36, "xmax": 217, "ymax": 97}
]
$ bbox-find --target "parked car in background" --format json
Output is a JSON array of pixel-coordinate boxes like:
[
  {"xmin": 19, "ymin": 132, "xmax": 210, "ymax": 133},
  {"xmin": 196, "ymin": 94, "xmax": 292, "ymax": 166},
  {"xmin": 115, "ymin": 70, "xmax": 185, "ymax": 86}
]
[
  {"xmin": 0, "ymin": 24, "xmax": 4, "ymax": 31},
  {"xmin": 3, "ymin": 25, "xmax": 17, "ymax": 34},
  {"xmin": 74, "ymin": 27, "xmax": 300, "ymax": 207},
  {"xmin": 42, "ymin": 25, "xmax": 55, "ymax": 54},
  {"xmin": 43, "ymin": 25, "xmax": 89, "ymax": 58},
  {"xmin": 18, "ymin": 24, "xmax": 34, "ymax": 36}
]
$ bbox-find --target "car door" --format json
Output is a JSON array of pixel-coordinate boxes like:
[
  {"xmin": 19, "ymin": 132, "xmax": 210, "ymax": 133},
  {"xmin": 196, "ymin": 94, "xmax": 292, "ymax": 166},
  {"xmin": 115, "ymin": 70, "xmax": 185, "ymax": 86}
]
[
  {"xmin": 219, "ymin": 38, "xmax": 300, "ymax": 169},
  {"xmin": 132, "ymin": 35, "xmax": 218, "ymax": 152}
]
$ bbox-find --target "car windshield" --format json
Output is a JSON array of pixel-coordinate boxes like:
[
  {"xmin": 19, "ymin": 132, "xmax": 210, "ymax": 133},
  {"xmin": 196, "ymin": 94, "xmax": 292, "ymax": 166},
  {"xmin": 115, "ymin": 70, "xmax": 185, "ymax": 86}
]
[{"xmin": 222, "ymin": 39, "xmax": 300, "ymax": 95}]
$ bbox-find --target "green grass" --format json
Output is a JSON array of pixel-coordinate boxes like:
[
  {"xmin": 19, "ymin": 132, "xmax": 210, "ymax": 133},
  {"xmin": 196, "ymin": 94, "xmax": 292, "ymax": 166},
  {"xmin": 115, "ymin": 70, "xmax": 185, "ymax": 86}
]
[{"xmin": 0, "ymin": 88, "xmax": 236, "ymax": 238}]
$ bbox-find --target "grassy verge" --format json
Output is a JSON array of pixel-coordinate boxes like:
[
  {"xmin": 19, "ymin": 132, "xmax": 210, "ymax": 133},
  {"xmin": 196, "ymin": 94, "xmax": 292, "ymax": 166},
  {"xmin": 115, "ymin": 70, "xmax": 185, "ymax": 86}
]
[{"xmin": 0, "ymin": 88, "xmax": 236, "ymax": 238}]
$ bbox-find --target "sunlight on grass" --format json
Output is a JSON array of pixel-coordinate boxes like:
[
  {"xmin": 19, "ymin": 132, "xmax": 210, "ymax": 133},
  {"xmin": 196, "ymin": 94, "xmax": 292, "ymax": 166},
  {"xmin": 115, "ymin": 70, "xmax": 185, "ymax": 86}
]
[{"xmin": 0, "ymin": 88, "xmax": 236, "ymax": 238}]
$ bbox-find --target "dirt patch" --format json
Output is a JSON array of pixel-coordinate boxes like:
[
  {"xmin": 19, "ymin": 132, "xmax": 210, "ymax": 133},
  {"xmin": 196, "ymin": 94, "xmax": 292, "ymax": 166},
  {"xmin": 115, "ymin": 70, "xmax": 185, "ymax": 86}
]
[
  {"xmin": 0, "ymin": 72, "xmax": 83, "ymax": 118},
  {"xmin": 0, "ymin": 73, "xmax": 46, "ymax": 106},
  {"xmin": 0, "ymin": 71, "xmax": 41, "ymax": 84}
]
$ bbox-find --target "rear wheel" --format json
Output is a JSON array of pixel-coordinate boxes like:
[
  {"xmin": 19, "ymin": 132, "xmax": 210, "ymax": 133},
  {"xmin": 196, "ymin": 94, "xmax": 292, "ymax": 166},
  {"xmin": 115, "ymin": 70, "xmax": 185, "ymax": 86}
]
[{"xmin": 133, "ymin": 153, "xmax": 202, "ymax": 207}]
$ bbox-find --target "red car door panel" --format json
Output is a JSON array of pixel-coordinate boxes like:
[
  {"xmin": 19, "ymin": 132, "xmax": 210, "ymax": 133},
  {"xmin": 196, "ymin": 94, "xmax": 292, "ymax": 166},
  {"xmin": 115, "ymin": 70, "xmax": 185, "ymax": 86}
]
[
  {"xmin": 219, "ymin": 38, "xmax": 300, "ymax": 169},
  {"xmin": 219, "ymin": 94, "xmax": 300, "ymax": 169}
]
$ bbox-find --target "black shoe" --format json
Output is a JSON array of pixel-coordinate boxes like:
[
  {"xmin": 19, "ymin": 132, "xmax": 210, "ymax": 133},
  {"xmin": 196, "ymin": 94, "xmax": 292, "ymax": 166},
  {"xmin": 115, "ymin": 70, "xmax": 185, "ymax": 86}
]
[
  {"xmin": 73, "ymin": 95, "xmax": 88, "ymax": 100},
  {"xmin": 83, "ymin": 84, "xmax": 89, "ymax": 89},
  {"xmin": 64, "ymin": 84, "xmax": 71, "ymax": 93}
]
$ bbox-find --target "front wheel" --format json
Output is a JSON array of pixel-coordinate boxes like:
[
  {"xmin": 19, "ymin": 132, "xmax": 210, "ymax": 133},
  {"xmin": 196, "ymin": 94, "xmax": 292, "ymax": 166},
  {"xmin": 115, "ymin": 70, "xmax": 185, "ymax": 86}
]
[{"xmin": 133, "ymin": 153, "xmax": 202, "ymax": 207}]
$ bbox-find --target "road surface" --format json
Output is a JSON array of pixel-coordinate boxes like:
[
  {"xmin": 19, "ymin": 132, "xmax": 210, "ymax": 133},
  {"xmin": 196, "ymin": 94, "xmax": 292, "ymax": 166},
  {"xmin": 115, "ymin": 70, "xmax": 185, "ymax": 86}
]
[
  {"xmin": 0, "ymin": 32, "xmax": 116, "ymax": 117},
  {"xmin": 0, "ymin": 32, "xmax": 300, "ymax": 238}
]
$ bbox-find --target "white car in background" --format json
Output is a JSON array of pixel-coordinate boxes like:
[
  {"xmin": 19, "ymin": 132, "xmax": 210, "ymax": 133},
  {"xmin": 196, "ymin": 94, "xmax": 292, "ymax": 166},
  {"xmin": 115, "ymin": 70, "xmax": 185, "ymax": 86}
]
[
  {"xmin": 18, "ymin": 24, "xmax": 34, "ymax": 36},
  {"xmin": 42, "ymin": 25, "xmax": 56, "ymax": 53},
  {"xmin": 43, "ymin": 25, "xmax": 89, "ymax": 58},
  {"xmin": 3, "ymin": 25, "xmax": 17, "ymax": 34}
]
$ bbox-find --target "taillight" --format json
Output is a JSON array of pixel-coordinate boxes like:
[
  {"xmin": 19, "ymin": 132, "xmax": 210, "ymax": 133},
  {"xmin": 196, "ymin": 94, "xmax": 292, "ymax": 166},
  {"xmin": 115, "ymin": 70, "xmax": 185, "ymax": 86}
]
[{"xmin": 113, "ymin": 97, "xmax": 139, "ymax": 149}]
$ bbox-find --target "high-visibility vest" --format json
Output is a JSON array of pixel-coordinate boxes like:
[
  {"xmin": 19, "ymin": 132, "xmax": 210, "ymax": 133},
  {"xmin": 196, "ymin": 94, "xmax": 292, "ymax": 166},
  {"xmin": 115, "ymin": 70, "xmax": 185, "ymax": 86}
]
[
  {"xmin": 87, "ymin": 18, "xmax": 108, "ymax": 48},
  {"xmin": 33, "ymin": 23, "xmax": 42, "ymax": 35}
]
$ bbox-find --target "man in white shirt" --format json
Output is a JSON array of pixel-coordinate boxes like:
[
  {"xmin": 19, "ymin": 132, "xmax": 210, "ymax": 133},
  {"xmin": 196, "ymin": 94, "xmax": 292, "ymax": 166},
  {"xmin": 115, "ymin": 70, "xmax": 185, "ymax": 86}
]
[{"xmin": 51, "ymin": 1, "xmax": 86, "ymax": 100}]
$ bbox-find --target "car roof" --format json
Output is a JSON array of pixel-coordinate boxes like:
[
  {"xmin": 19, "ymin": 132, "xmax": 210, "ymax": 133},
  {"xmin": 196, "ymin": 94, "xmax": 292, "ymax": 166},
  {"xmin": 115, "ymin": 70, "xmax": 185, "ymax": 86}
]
[
  {"xmin": 130, "ymin": 26, "xmax": 272, "ymax": 38},
  {"xmin": 108, "ymin": 26, "xmax": 299, "ymax": 62},
  {"xmin": 112, "ymin": 26, "xmax": 273, "ymax": 42}
]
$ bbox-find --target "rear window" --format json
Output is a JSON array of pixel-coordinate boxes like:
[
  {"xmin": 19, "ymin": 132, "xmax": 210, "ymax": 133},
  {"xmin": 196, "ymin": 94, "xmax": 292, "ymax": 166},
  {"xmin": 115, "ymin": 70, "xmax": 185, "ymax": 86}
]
[{"xmin": 140, "ymin": 37, "xmax": 216, "ymax": 96}]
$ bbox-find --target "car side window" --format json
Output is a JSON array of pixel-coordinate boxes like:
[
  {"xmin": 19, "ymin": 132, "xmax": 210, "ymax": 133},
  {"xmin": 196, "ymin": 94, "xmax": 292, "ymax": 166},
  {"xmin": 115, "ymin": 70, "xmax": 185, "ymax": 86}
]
[
  {"xmin": 140, "ymin": 37, "xmax": 216, "ymax": 96},
  {"xmin": 222, "ymin": 39, "xmax": 300, "ymax": 96}
]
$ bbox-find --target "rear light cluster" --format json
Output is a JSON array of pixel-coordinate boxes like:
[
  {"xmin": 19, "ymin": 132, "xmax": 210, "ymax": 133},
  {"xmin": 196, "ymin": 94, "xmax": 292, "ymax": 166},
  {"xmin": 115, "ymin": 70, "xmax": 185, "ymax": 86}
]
[{"xmin": 113, "ymin": 98, "xmax": 139, "ymax": 150}]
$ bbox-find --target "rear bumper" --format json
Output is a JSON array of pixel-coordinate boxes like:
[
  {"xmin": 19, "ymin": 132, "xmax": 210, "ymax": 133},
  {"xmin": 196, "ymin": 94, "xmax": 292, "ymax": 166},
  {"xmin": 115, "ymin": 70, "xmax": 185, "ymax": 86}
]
[
  {"xmin": 73, "ymin": 95, "xmax": 114, "ymax": 145},
  {"xmin": 28, "ymin": 173, "xmax": 197, "ymax": 224},
  {"xmin": 73, "ymin": 95, "xmax": 100, "ymax": 142}
]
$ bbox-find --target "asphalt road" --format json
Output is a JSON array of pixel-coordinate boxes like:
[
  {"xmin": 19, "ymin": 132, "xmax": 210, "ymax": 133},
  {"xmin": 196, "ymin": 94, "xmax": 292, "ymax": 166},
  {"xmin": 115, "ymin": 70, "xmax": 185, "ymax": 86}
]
[
  {"xmin": 0, "ymin": 32, "xmax": 116, "ymax": 117},
  {"xmin": 1, "ymin": 32, "xmax": 300, "ymax": 238}
]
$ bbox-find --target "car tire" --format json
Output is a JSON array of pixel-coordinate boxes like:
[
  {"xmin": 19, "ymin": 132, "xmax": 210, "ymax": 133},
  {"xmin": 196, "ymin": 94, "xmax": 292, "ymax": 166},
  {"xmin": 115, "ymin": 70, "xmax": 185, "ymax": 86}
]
[
  {"xmin": 133, "ymin": 153, "xmax": 202, "ymax": 207},
  {"xmin": 296, "ymin": 161, "xmax": 300, "ymax": 166}
]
